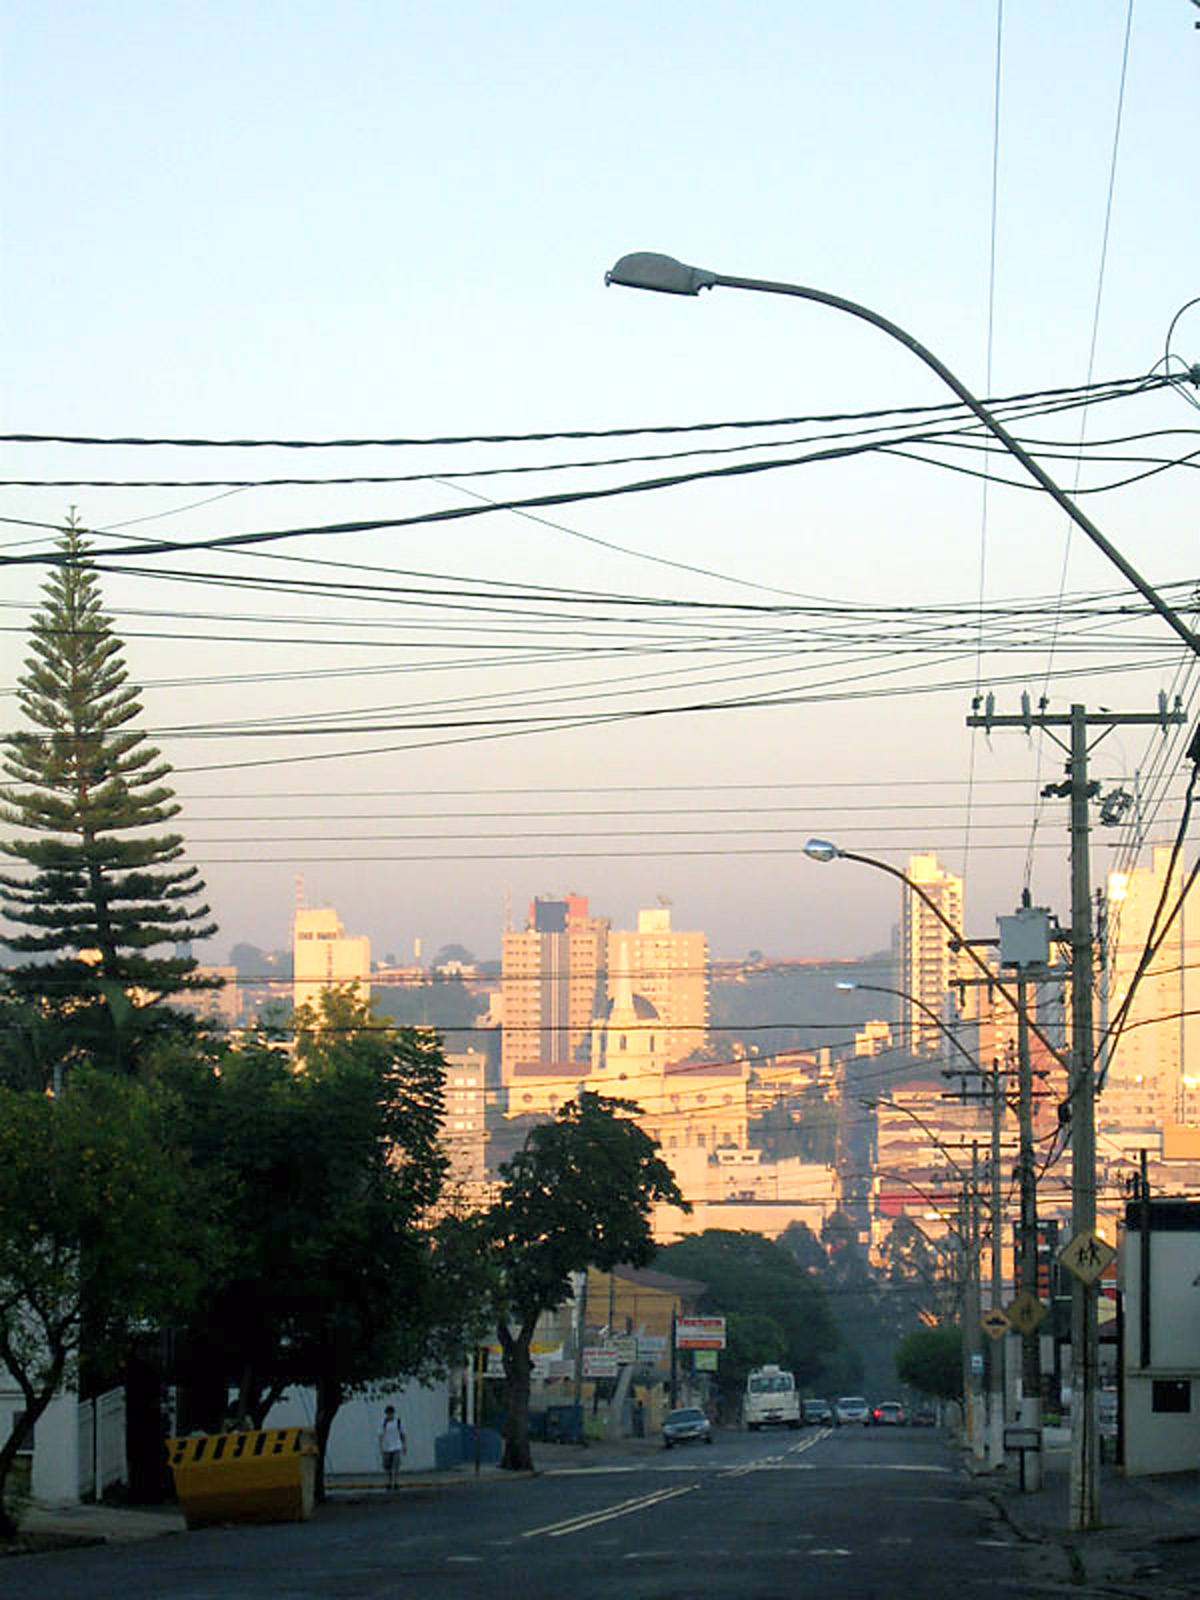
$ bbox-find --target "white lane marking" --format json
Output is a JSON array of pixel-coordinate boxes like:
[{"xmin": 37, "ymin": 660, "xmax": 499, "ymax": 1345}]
[
  {"xmin": 523, "ymin": 1482, "xmax": 698, "ymax": 1539},
  {"xmin": 446, "ymin": 1555, "xmax": 484, "ymax": 1562},
  {"xmin": 811, "ymin": 1548, "xmax": 853, "ymax": 1557}
]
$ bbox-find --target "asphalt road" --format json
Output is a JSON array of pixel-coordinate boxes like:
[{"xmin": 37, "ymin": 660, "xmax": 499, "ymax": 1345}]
[{"xmin": 3, "ymin": 1425, "xmax": 1046, "ymax": 1600}]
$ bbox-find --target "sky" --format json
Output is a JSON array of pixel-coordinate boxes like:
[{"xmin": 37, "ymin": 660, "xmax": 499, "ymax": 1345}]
[{"xmin": 1, "ymin": 1, "xmax": 1198, "ymax": 967}]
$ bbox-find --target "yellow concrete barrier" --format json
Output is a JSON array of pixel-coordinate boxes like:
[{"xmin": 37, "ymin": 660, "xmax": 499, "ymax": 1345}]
[{"xmin": 166, "ymin": 1428, "xmax": 317, "ymax": 1528}]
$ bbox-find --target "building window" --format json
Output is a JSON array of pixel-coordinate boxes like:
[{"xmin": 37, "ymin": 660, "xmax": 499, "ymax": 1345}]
[{"xmin": 1152, "ymin": 1380, "xmax": 1191, "ymax": 1414}]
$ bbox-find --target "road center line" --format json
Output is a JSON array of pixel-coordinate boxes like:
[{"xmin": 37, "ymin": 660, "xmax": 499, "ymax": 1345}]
[{"xmin": 523, "ymin": 1482, "xmax": 699, "ymax": 1539}]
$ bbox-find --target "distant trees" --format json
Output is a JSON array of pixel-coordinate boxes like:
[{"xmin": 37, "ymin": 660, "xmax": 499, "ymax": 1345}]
[
  {"xmin": 655, "ymin": 1229, "xmax": 842, "ymax": 1406},
  {"xmin": 481, "ymin": 1094, "xmax": 685, "ymax": 1471},
  {"xmin": 0, "ymin": 519, "xmax": 215, "ymax": 1072},
  {"xmin": 895, "ymin": 1325, "xmax": 963, "ymax": 1401}
]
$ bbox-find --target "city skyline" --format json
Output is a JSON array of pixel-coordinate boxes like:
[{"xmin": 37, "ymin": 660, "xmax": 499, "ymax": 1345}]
[{"xmin": 2, "ymin": 4, "xmax": 1197, "ymax": 969}]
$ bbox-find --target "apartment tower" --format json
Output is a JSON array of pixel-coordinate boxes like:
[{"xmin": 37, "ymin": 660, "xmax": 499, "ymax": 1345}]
[
  {"xmin": 500, "ymin": 895, "xmax": 608, "ymax": 1087},
  {"xmin": 898, "ymin": 852, "xmax": 963, "ymax": 1055}
]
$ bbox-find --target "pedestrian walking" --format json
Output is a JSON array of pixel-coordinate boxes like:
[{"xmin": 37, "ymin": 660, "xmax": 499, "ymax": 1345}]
[{"xmin": 379, "ymin": 1404, "xmax": 406, "ymax": 1489}]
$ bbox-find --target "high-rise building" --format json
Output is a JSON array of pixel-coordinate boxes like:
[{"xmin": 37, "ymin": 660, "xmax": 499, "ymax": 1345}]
[
  {"xmin": 1103, "ymin": 846, "xmax": 1200, "ymax": 1135},
  {"xmin": 609, "ymin": 908, "xmax": 708, "ymax": 1066},
  {"xmin": 500, "ymin": 894, "xmax": 608, "ymax": 1090},
  {"xmin": 292, "ymin": 905, "xmax": 370, "ymax": 1012},
  {"xmin": 441, "ymin": 1048, "xmax": 489, "ymax": 1187},
  {"xmin": 898, "ymin": 852, "xmax": 963, "ymax": 1055}
]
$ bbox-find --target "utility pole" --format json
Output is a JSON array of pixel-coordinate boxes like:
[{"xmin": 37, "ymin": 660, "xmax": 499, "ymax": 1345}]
[
  {"xmin": 988, "ymin": 1058, "xmax": 1005, "ymax": 1469},
  {"xmin": 967, "ymin": 696, "xmax": 1185, "ymax": 1531},
  {"xmin": 965, "ymin": 1140, "xmax": 984, "ymax": 1460}
]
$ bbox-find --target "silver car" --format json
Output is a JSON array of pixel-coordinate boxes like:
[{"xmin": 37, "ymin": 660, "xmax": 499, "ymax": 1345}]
[
  {"xmin": 662, "ymin": 1406, "xmax": 713, "ymax": 1448},
  {"xmin": 834, "ymin": 1395, "xmax": 871, "ymax": 1426}
]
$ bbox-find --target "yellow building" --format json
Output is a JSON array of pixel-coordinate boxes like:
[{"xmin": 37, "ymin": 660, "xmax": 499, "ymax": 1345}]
[
  {"xmin": 609, "ymin": 909, "xmax": 708, "ymax": 1066},
  {"xmin": 292, "ymin": 905, "xmax": 370, "ymax": 1012},
  {"xmin": 1105, "ymin": 846, "xmax": 1200, "ymax": 1135}
]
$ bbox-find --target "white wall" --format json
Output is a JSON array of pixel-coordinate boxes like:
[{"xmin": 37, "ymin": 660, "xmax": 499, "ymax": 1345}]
[
  {"xmin": 1122, "ymin": 1208, "xmax": 1200, "ymax": 1476},
  {"xmin": 264, "ymin": 1377, "xmax": 449, "ymax": 1475}
]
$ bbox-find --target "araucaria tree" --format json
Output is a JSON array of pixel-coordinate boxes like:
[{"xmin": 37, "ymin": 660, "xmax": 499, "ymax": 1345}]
[
  {"xmin": 485, "ymin": 1093, "xmax": 685, "ymax": 1471},
  {"xmin": 0, "ymin": 520, "xmax": 215, "ymax": 1066}
]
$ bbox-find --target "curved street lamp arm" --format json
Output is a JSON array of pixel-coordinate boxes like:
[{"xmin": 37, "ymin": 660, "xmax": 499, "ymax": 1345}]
[
  {"xmin": 852, "ymin": 979, "xmax": 983, "ymax": 1083},
  {"xmin": 703, "ymin": 271, "xmax": 1200, "ymax": 659},
  {"xmin": 836, "ymin": 847, "xmax": 1068, "ymax": 1073}
]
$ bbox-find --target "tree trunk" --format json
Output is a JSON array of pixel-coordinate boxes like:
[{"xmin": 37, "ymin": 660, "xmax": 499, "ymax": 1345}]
[
  {"xmin": 0, "ymin": 1345, "xmax": 65, "ymax": 1536},
  {"xmin": 313, "ymin": 1375, "xmax": 343, "ymax": 1502},
  {"xmin": 499, "ymin": 1319, "xmax": 536, "ymax": 1472}
]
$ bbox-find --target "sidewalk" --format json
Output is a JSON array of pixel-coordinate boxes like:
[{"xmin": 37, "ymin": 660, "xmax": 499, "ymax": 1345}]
[
  {"xmin": 8, "ymin": 1435, "xmax": 650, "ymax": 1550},
  {"xmin": 975, "ymin": 1431, "xmax": 1200, "ymax": 1598}
]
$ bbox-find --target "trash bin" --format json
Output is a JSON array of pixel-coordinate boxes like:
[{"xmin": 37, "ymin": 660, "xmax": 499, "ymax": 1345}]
[{"xmin": 166, "ymin": 1428, "xmax": 318, "ymax": 1528}]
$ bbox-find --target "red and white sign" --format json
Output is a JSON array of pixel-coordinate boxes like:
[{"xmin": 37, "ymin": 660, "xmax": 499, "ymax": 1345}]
[
  {"xmin": 582, "ymin": 1348, "xmax": 619, "ymax": 1379},
  {"xmin": 675, "ymin": 1316, "xmax": 726, "ymax": 1350}
]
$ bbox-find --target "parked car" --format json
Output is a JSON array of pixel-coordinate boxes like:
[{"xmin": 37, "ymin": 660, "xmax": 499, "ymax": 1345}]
[
  {"xmin": 801, "ymin": 1398, "xmax": 833, "ymax": 1426},
  {"xmin": 872, "ymin": 1401, "xmax": 906, "ymax": 1426},
  {"xmin": 834, "ymin": 1395, "xmax": 872, "ymax": 1426},
  {"xmin": 910, "ymin": 1405, "xmax": 937, "ymax": 1428},
  {"xmin": 662, "ymin": 1407, "xmax": 713, "ymax": 1448}
]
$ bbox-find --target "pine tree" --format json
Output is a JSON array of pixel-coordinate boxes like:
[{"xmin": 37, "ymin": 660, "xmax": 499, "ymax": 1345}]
[{"xmin": 0, "ymin": 518, "xmax": 216, "ymax": 1060}]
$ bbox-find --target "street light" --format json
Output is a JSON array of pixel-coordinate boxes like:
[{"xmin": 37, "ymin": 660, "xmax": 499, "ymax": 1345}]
[
  {"xmin": 848, "ymin": 982, "xmax": 998, "ymax": 1463},
  {"xmin": 604, "ymin": 252, "xmax": 1200, "ymax": 659},
  {"xmin": 837, "ymin": 978, "xmax": 980, "ymax": 1085},
  {"xmin": 807, "ymin": 838, "xmax": 1065, "ymax": 1072},
  {"xmin": 606, "ymin": 251, "xmax": 1183, "ymax": 1526}
]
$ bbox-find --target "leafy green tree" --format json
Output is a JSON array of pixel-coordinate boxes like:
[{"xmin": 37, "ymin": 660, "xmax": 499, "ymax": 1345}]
[
  {"xmin": 778, "ymin": 1219, "xmax": 828, "ymax": 1275},
  {"xmin": 0, "ymin": 520, "xmax": 215, "ymax": 1072},
  {"xmin": 656, "ymin": 1229, "xmax": 842, "ymax": 1406},
  {"xmin": 482, "ymin": 1094, "xmax": 685, "ymax": 1471},
  {"xmin": 0, "ymin": 1072, "xmax": 205, "ymax": 1533},
  {"xmin": 722, "ymin": 1312, "xmax": 788, "ymax": 1398},
  {"xmin": 877, "ymin": 1216, "xmax": 958, "ymax": 1338},
  {"xmin": 163, "ymin": 990, "xmax": 459, "ymax": 1493},
  {"xmin": 895, "ymin": 1324, "xmax": 963, "ymax": 1401}
]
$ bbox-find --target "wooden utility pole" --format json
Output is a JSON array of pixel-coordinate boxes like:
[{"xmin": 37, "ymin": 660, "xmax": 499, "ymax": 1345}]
[{"xmin": 967, "ymin": 697, "xmax": 1185, "ymax": 1531}]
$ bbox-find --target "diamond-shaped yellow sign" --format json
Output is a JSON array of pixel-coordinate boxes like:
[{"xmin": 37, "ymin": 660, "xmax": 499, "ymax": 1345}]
[
  {"xmin": 1006, "ymin": 1290, "xmax": 1047, "ymax": 1336},
  {"xmin": 1059, "ymin": 1229, "xmax": 1116, "ymax": 1286},
  {"xmin": 981, "ymin": 1308, "xmax": 1010, "ymax": 1341}
]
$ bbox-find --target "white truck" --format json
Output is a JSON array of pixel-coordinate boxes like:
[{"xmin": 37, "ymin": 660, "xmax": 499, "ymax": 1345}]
[{"xmin": 744, "ymin": 1364, "xmax": 800, "ymax": 1430}]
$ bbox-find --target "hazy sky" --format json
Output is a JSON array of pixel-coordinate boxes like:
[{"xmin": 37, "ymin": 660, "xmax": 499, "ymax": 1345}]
[{"xmin": 2, "ymin": 1, "xmax": 1197, "ymax": 966}]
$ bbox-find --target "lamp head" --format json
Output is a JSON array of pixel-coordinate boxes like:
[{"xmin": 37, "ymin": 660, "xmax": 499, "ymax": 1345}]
[
  {"xmin": 605, "ymin": 252, "xmax": 717, "ymax": 296},
  {"xmin": 803, "ymin": 837, "xmax": 842, "ymax": 863},
  {"xmin": 835, "ymin": 981, "xmax": 857, "ymax": 992}
]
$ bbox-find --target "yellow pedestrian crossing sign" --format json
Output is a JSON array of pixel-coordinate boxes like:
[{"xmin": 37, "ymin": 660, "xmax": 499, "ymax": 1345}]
[
  {"xmin": 1006, "ymin": 1291, "xmax": 1047, "ymax": 1336},
  {"xmin": 1059, "ymin": 1229, "xmax": 1116, "ymax": 1286}
]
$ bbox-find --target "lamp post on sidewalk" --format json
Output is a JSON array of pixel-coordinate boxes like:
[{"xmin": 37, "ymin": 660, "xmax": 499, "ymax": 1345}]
[
  {"xmin": 607, "ymin": 250, "xmax": 1199, "ymax": 1529},
  {"xmin": 846, "ymin": 979, "xmax": 1004, "ymax": 1465}
]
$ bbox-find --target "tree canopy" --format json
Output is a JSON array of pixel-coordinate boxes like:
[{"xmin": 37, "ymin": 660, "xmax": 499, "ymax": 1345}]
[
  {"xmin": 0, "ymin": 520, "xmax": 215, "ymax": 1070},
  {"xmin": 483, "ymin": 1093, "xmax": 685, "ymax": 1470},
  {"xmin": 0, "ymin": 1071, "xmax": 205, "ymax": 1533},
  {"xmin": 895, "ymin": 1324, "xmax": 963, "ymax": 1401},
  {"xmin": 655, "ymin": 1229, "xmax": 842, "ymax": 1401},
  {"xmin": 161, "ymin": 989, "xmax": 459, "ymax": 1491}
]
